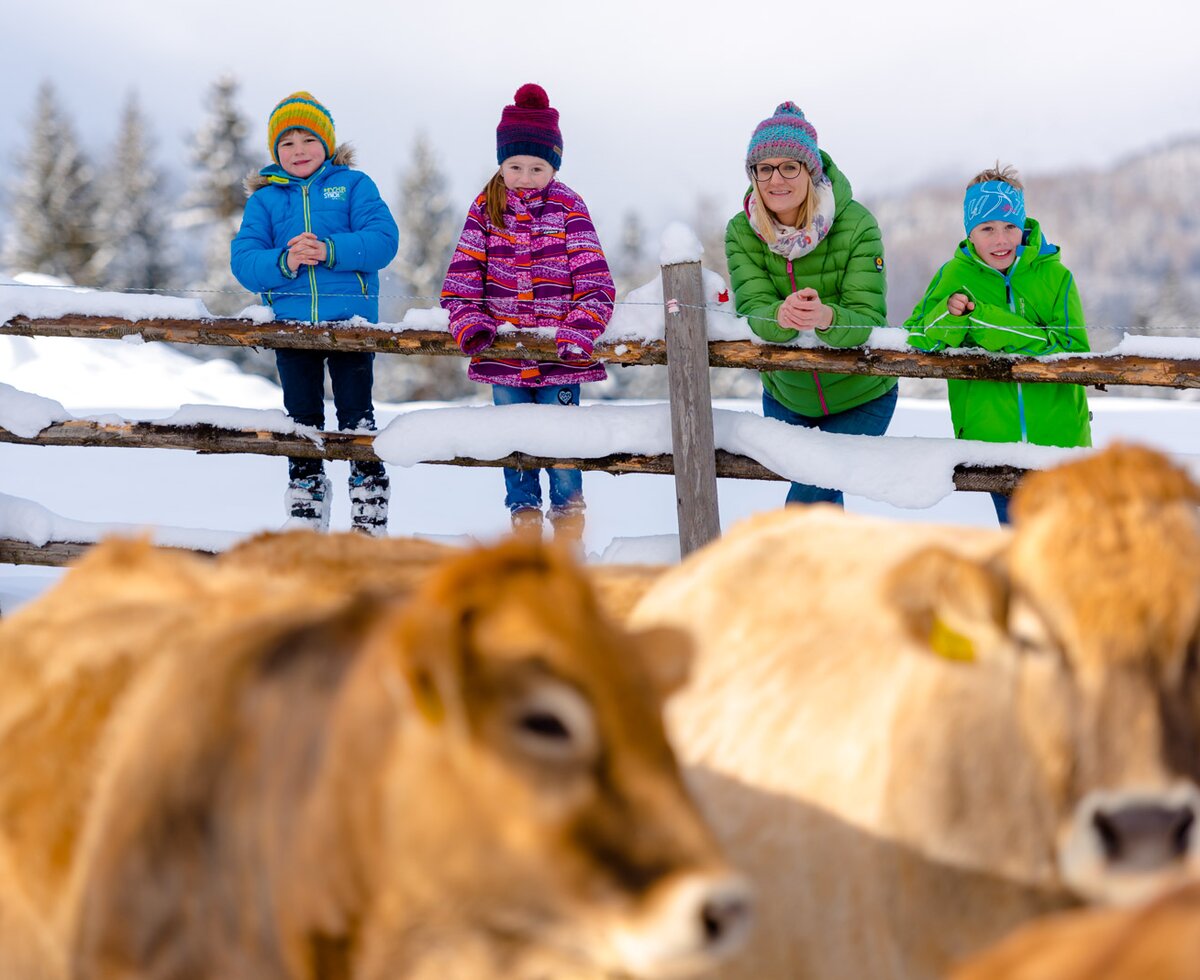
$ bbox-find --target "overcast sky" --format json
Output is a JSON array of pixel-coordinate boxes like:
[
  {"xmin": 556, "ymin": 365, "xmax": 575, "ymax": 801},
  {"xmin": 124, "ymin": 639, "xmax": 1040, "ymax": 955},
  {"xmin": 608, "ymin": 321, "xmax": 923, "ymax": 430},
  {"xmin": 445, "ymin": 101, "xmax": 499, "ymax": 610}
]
[{"xmin": 5, "ymin": 0, "xmax": 1199, "ymax": 247}]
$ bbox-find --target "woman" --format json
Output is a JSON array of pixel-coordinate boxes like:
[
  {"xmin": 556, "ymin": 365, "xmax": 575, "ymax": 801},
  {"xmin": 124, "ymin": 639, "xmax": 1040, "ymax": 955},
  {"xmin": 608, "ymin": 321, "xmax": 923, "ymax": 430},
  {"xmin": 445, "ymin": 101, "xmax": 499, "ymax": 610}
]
[{"xmin": 726, "ymin": 101, "xmax": 896, "ymax": 506}]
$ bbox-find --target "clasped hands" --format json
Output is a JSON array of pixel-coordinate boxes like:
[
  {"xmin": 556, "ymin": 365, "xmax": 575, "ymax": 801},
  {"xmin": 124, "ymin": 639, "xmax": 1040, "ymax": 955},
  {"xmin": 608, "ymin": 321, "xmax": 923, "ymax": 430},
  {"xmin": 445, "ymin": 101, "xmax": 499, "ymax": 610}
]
[
  {"xmin": 778, "ymin": 288, "xmax": 833, "ymax": 331},
  {"xmin": 286, "ymin": 232, "xmax": 327, "ymax": 272}
]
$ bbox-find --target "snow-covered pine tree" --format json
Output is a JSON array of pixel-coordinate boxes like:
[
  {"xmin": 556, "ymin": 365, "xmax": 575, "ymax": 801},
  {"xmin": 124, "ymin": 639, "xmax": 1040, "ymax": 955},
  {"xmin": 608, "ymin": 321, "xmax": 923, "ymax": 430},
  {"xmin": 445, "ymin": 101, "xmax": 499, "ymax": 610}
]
[
  {"xmin": 388, "ymin": 132, "xmax": 458, "ymax": 318},
  {"xmin": 87, "ymin": 93, "xmax": 175, "ymax": 292},
  {"xmin": 373, "ymin": 132, "xmax": 475, "ymax": 401},
  {"xmin": 3, "ymin": 81, "xmax": 98, "ymax": 282},
  {"xmin": 612, "ymin": 209, "xmax": 653, "ymax": 295},
  {"xmin": 177, "ymin": 76, "xmax": 256, "ymax": 316}
]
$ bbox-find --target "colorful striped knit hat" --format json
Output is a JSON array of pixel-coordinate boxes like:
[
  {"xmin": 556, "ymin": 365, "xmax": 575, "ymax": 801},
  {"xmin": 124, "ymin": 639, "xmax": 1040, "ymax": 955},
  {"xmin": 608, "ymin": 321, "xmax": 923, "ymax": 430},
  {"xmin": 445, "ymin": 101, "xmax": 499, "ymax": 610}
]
[
  {"xmin": 496, "ymin": 84, "xmax": 562, "ymax": 170},
  {"xmin": 745, "ymin": 102, "xmax": 823, "ymax": 182},
  {"xmin": 268, "ymin": 91, "xmax": 336, "ymax": 165}
]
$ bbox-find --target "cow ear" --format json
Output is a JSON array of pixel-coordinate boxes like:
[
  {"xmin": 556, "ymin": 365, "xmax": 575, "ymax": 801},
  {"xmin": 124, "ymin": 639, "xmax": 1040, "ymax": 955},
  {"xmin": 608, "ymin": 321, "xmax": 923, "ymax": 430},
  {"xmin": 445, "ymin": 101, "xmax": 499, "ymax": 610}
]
[
  {"xmin": 635, "ymin": 625, "xmax": 694, "ymax": 698},
  {"xmin": 887, "ymin": 546, "xmax": 1011, "ymax": 665},
  {"xmin": 387, "ymin": 603, "xmax": 467, "ymax": 731}
]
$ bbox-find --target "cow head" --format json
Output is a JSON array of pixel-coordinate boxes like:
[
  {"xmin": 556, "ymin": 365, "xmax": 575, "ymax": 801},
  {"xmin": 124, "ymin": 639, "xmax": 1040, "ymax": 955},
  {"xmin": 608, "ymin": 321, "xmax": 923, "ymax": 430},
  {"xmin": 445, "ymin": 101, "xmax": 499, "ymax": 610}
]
[
  {"xmin": 889, "ymin": 445, "xmax": 1200, "ymax": 907},
  {"xmin": 356, "ymin": 540, "xmax": 753, "ymax": 978}
]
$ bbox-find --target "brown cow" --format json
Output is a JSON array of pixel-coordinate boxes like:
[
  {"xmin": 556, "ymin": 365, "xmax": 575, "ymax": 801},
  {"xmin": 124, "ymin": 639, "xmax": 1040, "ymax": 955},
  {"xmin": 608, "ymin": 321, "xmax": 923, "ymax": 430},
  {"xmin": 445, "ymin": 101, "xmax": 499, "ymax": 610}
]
[
  {"xmin": 630, "ymin": 444, "xmax": 1200, "ymax": 978},
  {"xmin": 951, "ymin": 880, "xmax": 1200, "ymax": 980},
  {"xmin": 0, "ymin": 537, "xmax": 750, "ymax": 979}
]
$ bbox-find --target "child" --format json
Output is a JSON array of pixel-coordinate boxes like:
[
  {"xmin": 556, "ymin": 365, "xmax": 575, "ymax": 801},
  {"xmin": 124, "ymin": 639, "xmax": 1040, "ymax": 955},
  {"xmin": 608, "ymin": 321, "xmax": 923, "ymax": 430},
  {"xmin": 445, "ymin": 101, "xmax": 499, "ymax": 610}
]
[
  {"xmin": 905, "ymin": 164, "xmax": 1091, "ymax": 524},
  {"xmin": 440, "ymin": 83, "xmax": 615, "ymax": 549},
  {"xmin": 231, "ymin": 91, "xmax": 399, "ymax": 535}
]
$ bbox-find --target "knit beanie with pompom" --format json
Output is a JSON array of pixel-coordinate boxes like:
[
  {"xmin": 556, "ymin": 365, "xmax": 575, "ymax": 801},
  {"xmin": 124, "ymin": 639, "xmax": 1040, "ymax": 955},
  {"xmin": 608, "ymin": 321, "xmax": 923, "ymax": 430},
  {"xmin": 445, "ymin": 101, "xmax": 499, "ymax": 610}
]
[
  {"xmin": 745, "ymin": 102, "xmax": 823, "ymax": 182},
  {"xmin": 496, "ymin": 84, "xmax": 563, "ymax": 170}
]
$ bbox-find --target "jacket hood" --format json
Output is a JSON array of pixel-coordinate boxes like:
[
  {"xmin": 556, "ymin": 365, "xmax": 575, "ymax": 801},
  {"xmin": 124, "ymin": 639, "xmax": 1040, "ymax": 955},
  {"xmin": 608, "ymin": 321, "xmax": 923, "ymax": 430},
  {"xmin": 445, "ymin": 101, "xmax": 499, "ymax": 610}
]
[{"xmin": 244, "ymin": 143, "xmax": 356, "ymax": 194}]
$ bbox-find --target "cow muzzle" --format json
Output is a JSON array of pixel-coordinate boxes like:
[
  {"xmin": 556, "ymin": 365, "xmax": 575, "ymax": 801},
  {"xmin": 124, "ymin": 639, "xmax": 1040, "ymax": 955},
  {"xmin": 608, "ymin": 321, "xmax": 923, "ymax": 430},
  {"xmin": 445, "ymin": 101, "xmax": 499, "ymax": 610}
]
[
  {"xmin": 606, "ymin": 870, "xmax": 754, "ymax": 978},
  {"xmin": 1060, "ymin": 784, "xmax": 1200, "ymax": 906}
]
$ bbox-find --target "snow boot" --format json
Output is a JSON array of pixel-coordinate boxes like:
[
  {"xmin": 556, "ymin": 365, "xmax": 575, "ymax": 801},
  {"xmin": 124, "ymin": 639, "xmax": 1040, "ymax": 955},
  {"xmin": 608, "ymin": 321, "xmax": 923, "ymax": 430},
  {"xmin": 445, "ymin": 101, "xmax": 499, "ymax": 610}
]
[
  {"xmin": 511, "ymin": 507, "xmax": 545, "ymax": 543},
  {"xmin": 550, "ymin": 508, "xmax": 585, "ymax": 558},
  {"xmin": 349, "ymin": 470, "xmax": 390, "ymax": 537},
  {"xmin": 284, "ymin": 474, "xmax": 332, "ymax": 532}
]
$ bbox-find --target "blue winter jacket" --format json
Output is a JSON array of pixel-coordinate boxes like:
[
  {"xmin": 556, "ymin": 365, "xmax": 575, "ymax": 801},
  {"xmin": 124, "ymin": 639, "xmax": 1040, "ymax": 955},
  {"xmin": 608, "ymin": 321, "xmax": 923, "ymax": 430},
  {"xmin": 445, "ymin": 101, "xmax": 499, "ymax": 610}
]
[{"xmin": 230, "ymin": 151, "xmax": 398, "ymax": 324}]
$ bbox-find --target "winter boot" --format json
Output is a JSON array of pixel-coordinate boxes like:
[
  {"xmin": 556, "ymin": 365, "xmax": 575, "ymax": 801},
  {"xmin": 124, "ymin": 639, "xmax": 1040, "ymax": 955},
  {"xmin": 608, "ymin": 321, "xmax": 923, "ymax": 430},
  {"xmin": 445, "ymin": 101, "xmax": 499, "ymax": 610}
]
[
  {"xmin": 284, "ymin": 474, "xmax": 332, "ymax": 532},
  {"xmin": 349, "ymin": 470, "xmax": 390, "ymax": 537},
  {"xmin": 550, "ymin": 509, "xmax": 585, "ymax": 558},
  {"xmin": 511, "ymin": 507, "xmax": 545, "ymax": 543}
]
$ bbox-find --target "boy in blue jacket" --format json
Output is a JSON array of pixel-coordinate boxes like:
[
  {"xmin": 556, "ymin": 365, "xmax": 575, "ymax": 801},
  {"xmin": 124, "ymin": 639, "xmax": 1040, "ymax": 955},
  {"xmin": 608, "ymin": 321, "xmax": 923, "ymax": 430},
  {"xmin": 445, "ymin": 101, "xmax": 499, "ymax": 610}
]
[{"xmin": 231, "ymin": 91, "xmax": 399, "ymax": 535}]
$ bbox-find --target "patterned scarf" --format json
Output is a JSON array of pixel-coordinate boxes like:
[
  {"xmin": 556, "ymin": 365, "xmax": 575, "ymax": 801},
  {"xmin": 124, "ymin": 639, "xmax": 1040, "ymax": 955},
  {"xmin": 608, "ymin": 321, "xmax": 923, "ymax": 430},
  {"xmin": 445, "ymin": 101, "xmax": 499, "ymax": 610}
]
[{"xmin": 745, "ymin": 175, "xmax": 837, "ymax": 260}]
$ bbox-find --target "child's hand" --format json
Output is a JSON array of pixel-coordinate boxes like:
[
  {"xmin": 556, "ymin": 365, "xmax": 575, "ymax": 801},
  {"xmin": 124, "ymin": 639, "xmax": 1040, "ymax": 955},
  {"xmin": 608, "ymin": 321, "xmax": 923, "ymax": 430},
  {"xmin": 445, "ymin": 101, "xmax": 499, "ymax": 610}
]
[
  {"xmin": 779, "ymin": 288, "xmax": 833, "ymax": 331},
  {"xmin": 286, "ymin": 232, "xmax": 328, "ymax": 269},
  {"xmin": 947, "ymin": 293, "xmax": 975, "ymax": 317}
]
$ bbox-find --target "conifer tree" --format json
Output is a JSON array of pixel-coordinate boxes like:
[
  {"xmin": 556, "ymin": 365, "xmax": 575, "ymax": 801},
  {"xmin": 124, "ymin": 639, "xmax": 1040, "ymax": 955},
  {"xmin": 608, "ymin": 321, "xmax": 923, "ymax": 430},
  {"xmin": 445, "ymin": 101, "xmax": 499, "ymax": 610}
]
[
  {"xmin": 389, "ymin": 132, "xmax": 458, "ymax": 315},
  {"xmin": 3, "ymin": 81, "xmax": 98, "ymax": 282},
  {"xmin": 179, "ymin": 75, "xmax": 256, "ymax": 315},
  {"xmin": 373, "ymin": 133, "xmax": 475, "ymax": 401},
  {"xmin": 88, "ymin": 93, "xmax": 175, "ymax": 291}
]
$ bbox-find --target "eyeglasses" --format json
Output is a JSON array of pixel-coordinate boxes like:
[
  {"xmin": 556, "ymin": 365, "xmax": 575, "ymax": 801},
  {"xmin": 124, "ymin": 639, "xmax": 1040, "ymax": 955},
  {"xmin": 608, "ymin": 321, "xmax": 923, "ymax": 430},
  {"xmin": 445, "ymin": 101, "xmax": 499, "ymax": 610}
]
[{"xmin": 750, "ymin": 161, "xmax": 805, "ymax": 182}]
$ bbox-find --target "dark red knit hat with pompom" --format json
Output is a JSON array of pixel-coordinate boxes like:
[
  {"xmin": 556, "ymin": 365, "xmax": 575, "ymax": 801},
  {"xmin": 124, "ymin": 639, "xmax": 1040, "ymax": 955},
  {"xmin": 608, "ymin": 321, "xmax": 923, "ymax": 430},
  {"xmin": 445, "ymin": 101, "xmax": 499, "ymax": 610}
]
[{"xmin": 496, "ymin": 83, "xmax": 562, "ymax": 169}]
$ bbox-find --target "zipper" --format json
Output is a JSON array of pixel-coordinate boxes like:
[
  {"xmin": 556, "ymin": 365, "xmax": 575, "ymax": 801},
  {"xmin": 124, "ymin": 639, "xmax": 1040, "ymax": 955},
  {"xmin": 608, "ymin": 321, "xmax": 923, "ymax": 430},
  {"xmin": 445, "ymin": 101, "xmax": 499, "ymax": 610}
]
[
  {"xmin": 787, "ymin": 259, "xmax": 829, "ymax": 416},
  {"xmin": 301, "ymin": 183, "xmax": 318, "ymax": 323},
  {"xmin": 356, "ymin": 273, "xmax": 367, "ymax": 296},
  {"xmin": 966, "ymin": 246, "xmax": 1030, "ymax": 443}
]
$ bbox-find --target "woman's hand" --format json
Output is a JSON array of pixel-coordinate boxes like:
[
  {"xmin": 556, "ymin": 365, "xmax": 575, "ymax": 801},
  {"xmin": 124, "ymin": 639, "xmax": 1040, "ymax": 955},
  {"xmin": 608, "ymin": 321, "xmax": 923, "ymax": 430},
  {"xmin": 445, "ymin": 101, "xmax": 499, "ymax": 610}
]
[
  {"xmin": 947, "ymin": 292, "xmax": 975, "ymax": 317},
  {"xmin": 778, "ymin": 288, "xmax": 833, "ymax": 331}
]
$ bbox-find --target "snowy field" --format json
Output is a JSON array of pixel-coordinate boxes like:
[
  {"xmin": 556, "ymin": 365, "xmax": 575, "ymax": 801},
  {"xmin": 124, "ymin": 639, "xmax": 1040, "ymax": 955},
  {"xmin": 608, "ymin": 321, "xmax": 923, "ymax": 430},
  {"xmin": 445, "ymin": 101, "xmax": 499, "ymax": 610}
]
[{"xmin": 5, "ymin": 327, "xmax": 1200, "ymax": 616}]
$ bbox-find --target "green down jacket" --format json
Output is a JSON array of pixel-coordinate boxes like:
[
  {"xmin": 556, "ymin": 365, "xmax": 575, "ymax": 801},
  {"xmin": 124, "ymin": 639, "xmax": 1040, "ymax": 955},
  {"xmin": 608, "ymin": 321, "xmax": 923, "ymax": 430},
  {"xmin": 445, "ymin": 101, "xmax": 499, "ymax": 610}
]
[
  {"xmin": 725, "ymin": 151, "xmax": 896, "ymax": 417},
  {"xmin": 905, "ymin": 218, "xmax": 1091, "ymax": 447}
]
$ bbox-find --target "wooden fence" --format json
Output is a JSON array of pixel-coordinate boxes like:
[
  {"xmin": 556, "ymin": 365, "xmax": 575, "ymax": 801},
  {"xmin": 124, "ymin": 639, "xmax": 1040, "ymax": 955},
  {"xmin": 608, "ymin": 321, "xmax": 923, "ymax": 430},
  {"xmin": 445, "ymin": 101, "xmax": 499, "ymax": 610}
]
[{"xmin": 2, "ymin": 258, "xmax": 1195, "ymax": 565}]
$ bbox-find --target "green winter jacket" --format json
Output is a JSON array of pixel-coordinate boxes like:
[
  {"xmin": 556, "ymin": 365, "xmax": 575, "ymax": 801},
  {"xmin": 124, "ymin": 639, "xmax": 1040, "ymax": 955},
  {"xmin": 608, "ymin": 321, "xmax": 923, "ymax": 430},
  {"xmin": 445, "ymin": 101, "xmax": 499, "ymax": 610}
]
[
  {"xmin": 725, "ymin": 152, "xmax": 896, "ymax": 417},
  {"xmin": 905, "ymin": 218, "xmax": 1091, "ymax": 448}
]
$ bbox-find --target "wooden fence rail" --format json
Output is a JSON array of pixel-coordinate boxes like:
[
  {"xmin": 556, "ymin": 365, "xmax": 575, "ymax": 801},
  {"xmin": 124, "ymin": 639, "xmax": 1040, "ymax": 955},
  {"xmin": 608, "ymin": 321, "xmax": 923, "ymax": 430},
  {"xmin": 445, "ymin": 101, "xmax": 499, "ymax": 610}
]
[
  {"xmin": 7, "ymin": 313, "xmax": 1200, "ymax": 388},
  {"xmin": 0, "ymin": 419, "xmax": 1027, "ymax": 489}
]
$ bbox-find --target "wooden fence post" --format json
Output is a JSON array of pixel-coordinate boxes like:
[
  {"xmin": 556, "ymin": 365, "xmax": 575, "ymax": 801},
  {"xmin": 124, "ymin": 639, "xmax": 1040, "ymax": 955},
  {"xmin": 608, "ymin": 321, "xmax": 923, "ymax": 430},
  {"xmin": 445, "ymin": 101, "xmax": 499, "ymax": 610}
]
[{"xmin": 661, "ymin": 260, "xmax": 721, "ymax": 557}]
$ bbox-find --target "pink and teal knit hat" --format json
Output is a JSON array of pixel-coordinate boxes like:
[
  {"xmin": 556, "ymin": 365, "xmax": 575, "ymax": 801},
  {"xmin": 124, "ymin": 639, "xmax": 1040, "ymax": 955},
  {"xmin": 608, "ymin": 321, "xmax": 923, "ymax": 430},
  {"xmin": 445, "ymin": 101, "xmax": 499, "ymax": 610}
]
[
  {"xmin": 496, "ymin": 84, "xmax": 563, "ymax": 170},
  {"xmin": 745, "ymin": 102, "xmax": 823, "ymax": 182}
]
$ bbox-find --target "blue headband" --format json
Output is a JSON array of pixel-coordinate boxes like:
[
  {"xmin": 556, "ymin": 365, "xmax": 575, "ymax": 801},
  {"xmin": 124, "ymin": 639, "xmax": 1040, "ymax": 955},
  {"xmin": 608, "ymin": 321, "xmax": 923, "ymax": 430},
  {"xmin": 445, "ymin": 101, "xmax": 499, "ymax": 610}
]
[{"xmin": 963, "ymin": 180, "xmax": 1026, "ymax": 236}]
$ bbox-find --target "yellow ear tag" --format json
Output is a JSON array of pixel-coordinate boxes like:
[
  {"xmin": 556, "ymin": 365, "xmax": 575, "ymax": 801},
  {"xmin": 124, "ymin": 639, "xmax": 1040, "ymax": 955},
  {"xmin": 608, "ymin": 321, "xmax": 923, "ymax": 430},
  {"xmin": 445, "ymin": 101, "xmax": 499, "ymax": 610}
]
[{"xmin": 929, "ymin": 617, "xmax": 976, "ymax": 662}]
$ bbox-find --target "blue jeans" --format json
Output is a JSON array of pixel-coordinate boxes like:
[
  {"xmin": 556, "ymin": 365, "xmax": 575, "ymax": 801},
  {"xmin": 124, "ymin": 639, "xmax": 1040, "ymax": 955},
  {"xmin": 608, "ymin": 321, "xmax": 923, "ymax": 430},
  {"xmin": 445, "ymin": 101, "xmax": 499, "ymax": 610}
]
[
  {"xmin": 762, "ymin": 384, "xmax": 898, "ymax": 507},
  {"xmin": 276, "ymin": 349, "xmax": 382, "ymax": 481},
  {"xmin": 492, "ymin": 384, "xmax": 583, "ymax": 514},
  {"xmin": 991, "ymin": 492, "xmax": 1012, "ymax": 525}
]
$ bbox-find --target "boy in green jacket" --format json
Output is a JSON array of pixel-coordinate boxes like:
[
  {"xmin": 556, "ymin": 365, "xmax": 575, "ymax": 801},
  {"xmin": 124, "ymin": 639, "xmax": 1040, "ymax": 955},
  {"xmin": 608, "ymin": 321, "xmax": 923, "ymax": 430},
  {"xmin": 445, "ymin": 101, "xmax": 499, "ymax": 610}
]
[{"xmin": 905, "ymin": 164, "xmax": 1091, "ymax": 524}]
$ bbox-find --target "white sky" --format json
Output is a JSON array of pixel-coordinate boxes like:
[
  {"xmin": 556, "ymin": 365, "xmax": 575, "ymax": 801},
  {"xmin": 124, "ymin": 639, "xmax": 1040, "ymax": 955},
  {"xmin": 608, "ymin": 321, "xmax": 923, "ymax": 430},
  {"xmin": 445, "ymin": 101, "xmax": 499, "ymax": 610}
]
[{"xmin": 6, "ymin": 0, "xmax": 1200, "ymax": 241}]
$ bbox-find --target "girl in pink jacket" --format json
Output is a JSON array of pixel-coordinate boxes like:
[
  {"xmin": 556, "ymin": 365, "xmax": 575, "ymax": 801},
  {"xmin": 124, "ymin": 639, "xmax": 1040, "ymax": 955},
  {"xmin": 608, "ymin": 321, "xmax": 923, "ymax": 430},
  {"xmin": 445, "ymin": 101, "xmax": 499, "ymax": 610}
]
[{"xmin": 441, "ymin": 84, "xmax": 615, "ymax": 549}]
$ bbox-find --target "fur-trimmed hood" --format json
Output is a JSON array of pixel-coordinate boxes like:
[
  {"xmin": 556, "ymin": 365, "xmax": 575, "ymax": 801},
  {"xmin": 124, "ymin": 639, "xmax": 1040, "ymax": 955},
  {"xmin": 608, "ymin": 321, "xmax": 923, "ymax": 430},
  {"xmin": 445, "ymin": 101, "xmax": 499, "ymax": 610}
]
[{"xmin": 243, "ymin": 144, "xmax": 357, "ymax": 195}]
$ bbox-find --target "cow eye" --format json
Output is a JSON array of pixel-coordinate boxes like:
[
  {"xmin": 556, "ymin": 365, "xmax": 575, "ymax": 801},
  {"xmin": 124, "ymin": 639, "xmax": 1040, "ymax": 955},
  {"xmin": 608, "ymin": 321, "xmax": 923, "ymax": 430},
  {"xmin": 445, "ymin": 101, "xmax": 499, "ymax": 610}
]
[{"xmin": 510, "ymin": 681, "xmax": 598, "ymax": 764}]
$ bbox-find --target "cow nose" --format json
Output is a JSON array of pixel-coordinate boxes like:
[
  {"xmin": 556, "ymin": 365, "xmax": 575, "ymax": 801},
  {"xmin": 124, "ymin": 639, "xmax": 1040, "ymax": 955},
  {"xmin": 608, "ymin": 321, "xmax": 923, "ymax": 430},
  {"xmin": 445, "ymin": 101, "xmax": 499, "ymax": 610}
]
[
  {"xmin": 701, "ymin": 882, "xmax": 753, "ymax": 949},
  {"xmin": 1092, "ymin": 802, "xmax": 1196, "ymax": 871}
]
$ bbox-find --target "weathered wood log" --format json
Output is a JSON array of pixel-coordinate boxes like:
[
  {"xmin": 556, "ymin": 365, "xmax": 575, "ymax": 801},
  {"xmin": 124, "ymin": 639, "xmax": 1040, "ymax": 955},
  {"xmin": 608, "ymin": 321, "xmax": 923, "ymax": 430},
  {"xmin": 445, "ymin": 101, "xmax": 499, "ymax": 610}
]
[
  {"xmin": 6, "ymin": 314, "xmax": 1199, "ymax": 387},
  {"xmin": 662, "ymin": 262, "xmax": 721, "ymax": 556},
  {"xmin": 0, "ymin": 314, "xmax": 663, "ymax": 365}
]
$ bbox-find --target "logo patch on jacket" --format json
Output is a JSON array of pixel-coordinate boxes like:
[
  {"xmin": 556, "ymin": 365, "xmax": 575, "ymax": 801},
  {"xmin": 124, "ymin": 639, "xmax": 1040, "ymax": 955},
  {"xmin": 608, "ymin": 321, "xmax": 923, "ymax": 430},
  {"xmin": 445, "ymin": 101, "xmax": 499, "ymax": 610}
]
[
  {"xmin": 323, "ymin": 186, "xmax": 347, "ymax": 201},
  {"xmin": 875, "ymin": 256, "xmax": 885, "ymax": 272}
]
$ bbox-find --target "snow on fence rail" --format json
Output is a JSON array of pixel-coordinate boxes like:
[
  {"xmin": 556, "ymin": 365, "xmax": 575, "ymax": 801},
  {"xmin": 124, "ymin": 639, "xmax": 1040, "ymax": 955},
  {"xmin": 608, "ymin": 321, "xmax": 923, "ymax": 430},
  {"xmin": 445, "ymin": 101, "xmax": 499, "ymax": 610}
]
[{"xmin": 4, "ymin": 257, "xmax": 1200, "ymax": 566}]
